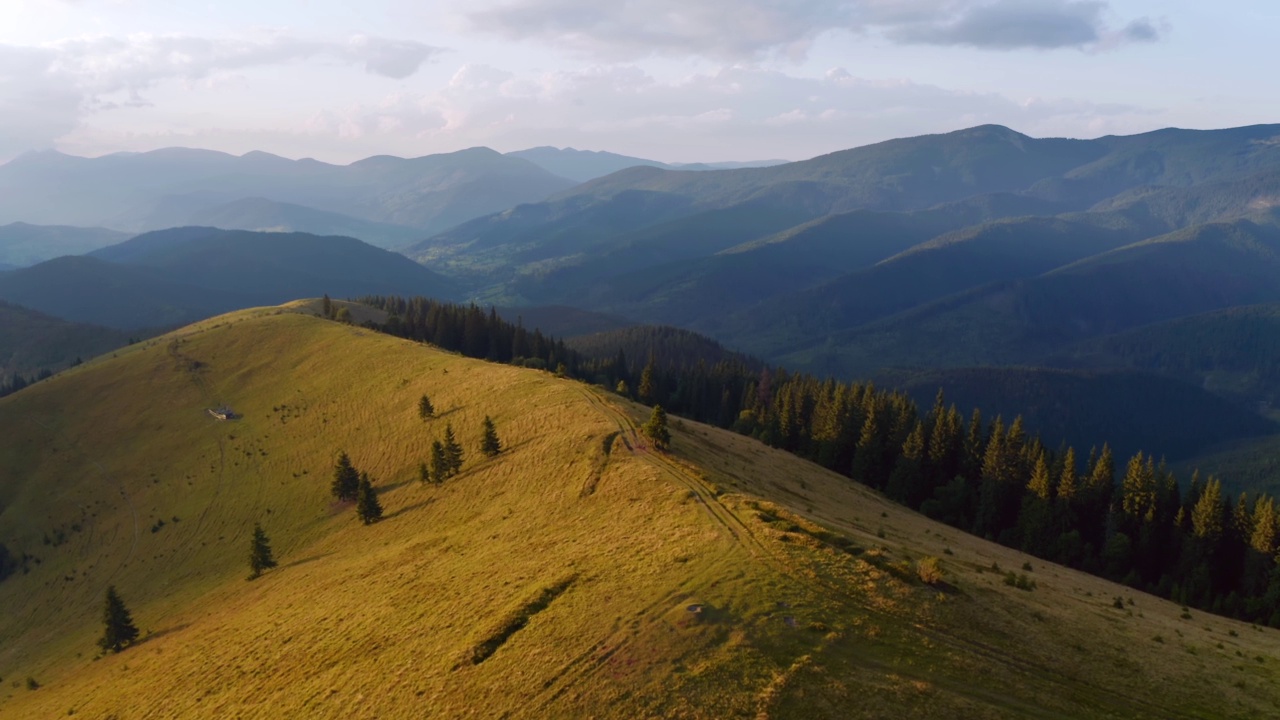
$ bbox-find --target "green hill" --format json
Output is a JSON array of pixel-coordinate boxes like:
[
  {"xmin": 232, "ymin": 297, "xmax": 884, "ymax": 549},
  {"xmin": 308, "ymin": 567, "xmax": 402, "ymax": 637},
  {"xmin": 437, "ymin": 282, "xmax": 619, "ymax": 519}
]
[{"xmin": 1, "ymin": 305, "xmax": 1276, "ymax": 717}]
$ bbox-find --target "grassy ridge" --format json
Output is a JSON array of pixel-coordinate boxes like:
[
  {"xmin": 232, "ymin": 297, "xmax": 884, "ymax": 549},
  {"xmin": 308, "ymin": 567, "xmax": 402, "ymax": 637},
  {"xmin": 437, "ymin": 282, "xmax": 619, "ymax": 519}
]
[{"xmin": 0, "ymin": 305, "xmax": 1277, "ymax": 717}]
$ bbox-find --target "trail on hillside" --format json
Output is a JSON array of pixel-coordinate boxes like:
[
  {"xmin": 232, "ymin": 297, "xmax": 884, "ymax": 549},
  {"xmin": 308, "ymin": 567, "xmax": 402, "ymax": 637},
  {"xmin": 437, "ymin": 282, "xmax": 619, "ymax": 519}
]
[
  {"xmin": 166, "ymin": 339, "xmax": 232, "ymax": 574},
  {"xmin": 573, "ymin": 387, "xmax": 768, "ymax": 554},
  {"xmin": 570, "ymin": 387, "xmax": 1200, "ymax": 719}
]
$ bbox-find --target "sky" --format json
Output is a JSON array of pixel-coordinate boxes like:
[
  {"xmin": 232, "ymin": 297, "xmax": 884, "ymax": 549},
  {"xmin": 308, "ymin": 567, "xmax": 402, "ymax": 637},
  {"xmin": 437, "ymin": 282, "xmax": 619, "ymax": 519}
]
[{"xmin": 0, "ymin": 0, "xmax": 1276, "ymax": 164}]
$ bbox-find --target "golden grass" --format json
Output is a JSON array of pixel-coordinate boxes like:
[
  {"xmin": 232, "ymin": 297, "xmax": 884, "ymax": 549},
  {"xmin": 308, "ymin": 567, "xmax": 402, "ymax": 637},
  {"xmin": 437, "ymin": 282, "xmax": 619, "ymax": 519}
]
[{"xmin": 0, "ymin": 304, "xmax": 1275, "ymax": 718}]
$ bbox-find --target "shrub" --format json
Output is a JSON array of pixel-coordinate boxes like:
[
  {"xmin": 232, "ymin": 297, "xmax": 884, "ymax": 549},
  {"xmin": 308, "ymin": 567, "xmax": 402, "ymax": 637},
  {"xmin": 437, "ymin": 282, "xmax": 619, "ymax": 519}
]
[{"xmin": 917, "ymin": 557, "xmax": 944, "ymax": 585}]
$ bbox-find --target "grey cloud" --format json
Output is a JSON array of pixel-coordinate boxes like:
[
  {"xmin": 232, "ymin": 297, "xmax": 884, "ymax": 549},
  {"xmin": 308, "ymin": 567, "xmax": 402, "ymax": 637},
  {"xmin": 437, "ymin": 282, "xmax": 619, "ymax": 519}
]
[
  {"xmin": 892, "ymin": 0, "xmax": 1162, "ymax": 50},
  {"xmin": 347, "ymin": 36, "xmax": 441, "ymax": 79},
  {"xmin": 464, "ymin": 0, "xmax": 1161, "ymax": 58}
]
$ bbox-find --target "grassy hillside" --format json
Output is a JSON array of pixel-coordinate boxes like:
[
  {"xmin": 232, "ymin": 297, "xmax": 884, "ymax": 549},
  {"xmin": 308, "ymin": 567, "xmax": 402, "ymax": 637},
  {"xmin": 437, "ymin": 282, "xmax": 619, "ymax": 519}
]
[{"xmin": 0, "ymin": 305, "xmax": 1277, "ymax": 717}]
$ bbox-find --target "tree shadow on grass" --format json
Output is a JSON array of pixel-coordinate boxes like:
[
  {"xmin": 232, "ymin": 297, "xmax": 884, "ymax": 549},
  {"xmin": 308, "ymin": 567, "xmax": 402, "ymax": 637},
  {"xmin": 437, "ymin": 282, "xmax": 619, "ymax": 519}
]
[
  {"xmin": 281, "ymin": 552, "xmax": 335, "ymax": 570},
  {"xmin": 386, "ymin": 498, "xmax": 435, "ymax": 520},
  {"xmin": 139, "ymin": 623, "xmax": 192, "ymax": 646}
]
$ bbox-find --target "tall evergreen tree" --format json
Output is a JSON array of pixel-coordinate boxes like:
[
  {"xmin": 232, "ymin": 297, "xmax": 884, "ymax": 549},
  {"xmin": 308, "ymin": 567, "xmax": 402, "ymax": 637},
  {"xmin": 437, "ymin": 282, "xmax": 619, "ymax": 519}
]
[
  {"xmin": 98, "ymin": 585, "xmax": 139, "ymax": 654},
  {"xmin": 322, "ymin": 294, "xmax": 332, "ymax": 319},
  {"xmin": 481, "ymin": 415, "xmax": 502, "ymax": 457},
  {"xmin": 356, "ymin": 473, "xmax": 383, "ymax": 525},
  {"xmin": 642, "ymin": 405, "xmax": 671, "ymax": 450},
  {"xmin": 638, "ymin": 355, "xmax": 658, "ymax": 405},
  {"xmin": 429, "ymin": 440, "xmax": 450, "ymax": 483},
  {"xmin": 248, "ymin": 523, "xmax": 277, "ymax": 579},
  {"xmin": 443, "ymin": 424, "xmax": 464, "ymax": 475},
  {"xmin": 331, "ymin": 452, "xmax": 360, "ymax": 502},
  {"xmin": 418, "ymin": 393, "xmax": 435, "ymax": 419}
]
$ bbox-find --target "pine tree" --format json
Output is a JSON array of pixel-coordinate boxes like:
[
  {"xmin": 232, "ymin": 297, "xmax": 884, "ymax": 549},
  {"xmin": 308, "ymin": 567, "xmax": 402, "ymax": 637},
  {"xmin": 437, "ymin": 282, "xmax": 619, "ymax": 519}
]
[
  {"xmin": 322, "ymin": 293, "xmax": 332, "ymax": 319},
  {"xmin": 443, "ymin": 424, "xmax": 464, "ymax": 475},
  {"xmin": 638, "ymin": 355, "xmax": 657, "ymax": 405},
  {"xmin": 248, "ymin": 523, "xmax": 277, "ymax": 579},
  {"xmin": 418, "ymin": 393, "xmax": 435, "ymax": 419},
  {"xmin": 356, "ymin": 473, "xmax": 383, "ymax": 525},
  {"xmin": 642, "ymin": 405, "xmax": 671, "ymax": 450},
  {"xmin": 331, "ymin": 451, "xmax": 360, "ymax": 502},
  {"xmin": 429, "ymin": 440, "xmax": 449, "ymax": 484},
  {"xmin": 481, "ymin": 415, "xmax": 502, "ymax": 457},
  {"xmin": 98, "ymin": 585, "xmax": 139, "ymax": 654}
]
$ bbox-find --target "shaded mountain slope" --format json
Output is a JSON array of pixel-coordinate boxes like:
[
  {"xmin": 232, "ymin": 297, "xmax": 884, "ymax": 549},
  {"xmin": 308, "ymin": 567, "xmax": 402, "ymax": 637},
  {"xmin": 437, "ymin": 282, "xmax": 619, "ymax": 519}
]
[
  {"xmin": 1052, "ymin": 303, "xmax": 1280, "ymax": 404},
  {"xmin": 888, "ymin": 366, "xmax": 1276, "ymax": 463},
  {"xmin": 139, "ymin": 197, "xmax": 426, "ymax": 250},
  {"xmin": 0, "ymin": 228, "xmax": 455, "ymax": 328},
  {"xmin": 0, "ymin": 223, "xmax": 128, "ymax": 268},
  {"xmin": 0, "ymin": 301, "xmax": 132, "ymax": 375}
]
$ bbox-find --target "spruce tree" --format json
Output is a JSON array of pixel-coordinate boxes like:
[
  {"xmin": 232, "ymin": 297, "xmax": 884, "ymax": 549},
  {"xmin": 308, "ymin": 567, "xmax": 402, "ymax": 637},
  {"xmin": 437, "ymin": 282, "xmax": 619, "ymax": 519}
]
[
  {"xmin": 248, "ymin": 523, "xmax": 277, "ymax": 579},
  {"xmin": 331, "ymin": 452, "xmax": 360, "ymax": 502},
  {"xmin": 356, "ymin": 473, "xmax": 383, "ymax": 524},
  {"xmin": 98, "ymin": 585, "xmax": 139, "ymax": 654},
  {"xmin": 418, "ymin": 393, "xmax": 435, "ymax": 420},
  {"xmin": 443, "ymin": 424, "xmax": 464, "ymax": 475},
  {"xmin": 642, "ymin": 405, "xmax": 671, "ymax": 450},
  {"xmin": 638, "ymin": 356, "xmax": 657, "ymax": 405},
  {"xmin": 322, "ymin": 293, "xmax": 332, "ymax": 319},
  {"xmin": 481, "ymin": 415, "xmax": 501, "ymax": 457},
  {"xmin": 429, "ymin": 440, "xmax": 449, "ymax": 484}
]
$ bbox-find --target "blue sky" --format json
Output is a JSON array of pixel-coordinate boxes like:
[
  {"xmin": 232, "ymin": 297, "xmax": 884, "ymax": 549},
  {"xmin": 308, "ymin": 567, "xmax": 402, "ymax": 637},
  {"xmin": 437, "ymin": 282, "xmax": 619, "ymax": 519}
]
[{"xmin": 1, "ymin": 0, "xmax": 1275, "ymax": 163}]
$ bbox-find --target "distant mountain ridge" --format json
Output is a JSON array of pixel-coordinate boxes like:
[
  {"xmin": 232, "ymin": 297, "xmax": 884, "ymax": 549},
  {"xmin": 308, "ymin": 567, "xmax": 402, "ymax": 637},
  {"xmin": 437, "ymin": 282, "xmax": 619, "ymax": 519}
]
[
  {"xmin": 0, "ymin": 222, "xmax": 129, "ymax": 267},
  {"xmin": 506, "ymin": 146, "xmax": 787, "ymax": 182},
  {"xmin": 0, "ymin": 146, "xmax": 577, "ymax": 239}
]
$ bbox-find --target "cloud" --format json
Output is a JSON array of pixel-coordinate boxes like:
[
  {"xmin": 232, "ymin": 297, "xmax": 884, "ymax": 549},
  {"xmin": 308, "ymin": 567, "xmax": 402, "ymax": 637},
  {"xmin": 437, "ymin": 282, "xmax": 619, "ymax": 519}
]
[
  {"xmin": 891, "ymin": 0, "xmax": 1161, "ymax": 50},
  {"xmin": 463, "ymin": 0, "xmax": 1162, "ymax": 59},
  {"xmin": 0, "ymin": 33, "xmax": 444, "ymax": 159},
  {"xmin": 279, "ymin": 63, "xmax": 1157, "ymax": 162}
]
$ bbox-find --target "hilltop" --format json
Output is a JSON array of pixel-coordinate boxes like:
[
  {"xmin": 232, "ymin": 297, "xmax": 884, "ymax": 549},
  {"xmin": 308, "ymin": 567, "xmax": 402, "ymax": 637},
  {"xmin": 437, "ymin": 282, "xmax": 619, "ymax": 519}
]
[{"xmin": 0, "ymin": 305, "xmax": 1276, "ymax": 717}]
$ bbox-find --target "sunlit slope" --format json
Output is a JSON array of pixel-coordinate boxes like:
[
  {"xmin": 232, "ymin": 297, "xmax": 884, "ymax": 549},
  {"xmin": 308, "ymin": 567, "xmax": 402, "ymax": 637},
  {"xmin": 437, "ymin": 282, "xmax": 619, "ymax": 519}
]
[{"xmin": 0, "ymin": 306, "xmax": 1277, "ymax": 718}]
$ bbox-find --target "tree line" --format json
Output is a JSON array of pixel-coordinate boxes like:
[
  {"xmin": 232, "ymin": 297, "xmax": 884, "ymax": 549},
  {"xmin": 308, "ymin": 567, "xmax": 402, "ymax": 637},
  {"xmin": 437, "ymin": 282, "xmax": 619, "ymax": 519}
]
[{"xmin": 352, "ymin": 294, "xmax": 1280, "ymax": 626}]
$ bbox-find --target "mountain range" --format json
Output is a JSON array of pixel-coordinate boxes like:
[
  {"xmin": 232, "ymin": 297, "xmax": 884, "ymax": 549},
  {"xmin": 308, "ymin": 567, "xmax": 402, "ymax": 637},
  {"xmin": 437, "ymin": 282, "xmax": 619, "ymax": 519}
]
[{"xmin": 7, "ymin": 123, "xmax": 1280, "ymax": 495}]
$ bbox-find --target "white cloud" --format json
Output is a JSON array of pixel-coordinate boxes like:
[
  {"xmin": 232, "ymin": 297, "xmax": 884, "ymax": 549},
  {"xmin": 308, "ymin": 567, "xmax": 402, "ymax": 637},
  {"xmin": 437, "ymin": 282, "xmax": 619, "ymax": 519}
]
[
  {"xmin": 463, "ymin": 0, "xmax": 1162, "ymax": 60},
  {"xmin": 0, "ymin": 33, "xmax": 443, "ymax": 158}
]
